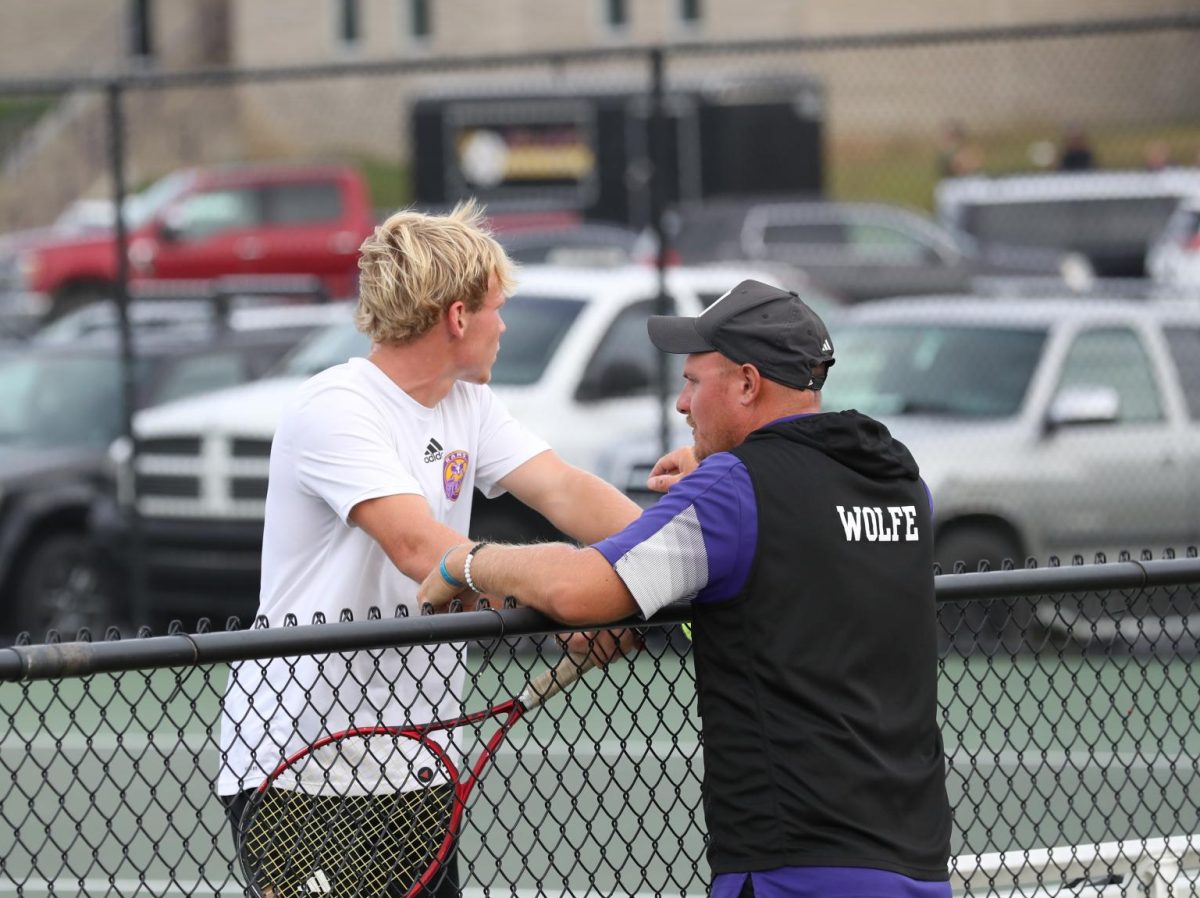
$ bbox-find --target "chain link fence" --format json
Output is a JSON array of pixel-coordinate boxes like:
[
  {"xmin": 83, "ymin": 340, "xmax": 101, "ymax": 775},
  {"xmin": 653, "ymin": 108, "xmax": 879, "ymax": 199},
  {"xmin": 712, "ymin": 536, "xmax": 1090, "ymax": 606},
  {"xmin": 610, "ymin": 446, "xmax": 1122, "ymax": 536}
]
[
  {"xmin": 0, "ymin": 18, "xmax": 1198, "ymax": 639},
  {"xmin": 1, "ymin": 559, "xmax": 1198, "ymax": 897}
]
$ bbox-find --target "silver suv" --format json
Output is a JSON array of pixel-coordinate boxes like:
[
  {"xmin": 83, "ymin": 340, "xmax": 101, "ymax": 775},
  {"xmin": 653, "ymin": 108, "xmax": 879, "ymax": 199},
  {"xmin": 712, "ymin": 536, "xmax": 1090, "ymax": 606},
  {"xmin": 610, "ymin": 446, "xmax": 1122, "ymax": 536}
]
[
  {"xmin": 600, "ymin": 295, "xmax": 1200, "ymax": 650},
  {"xmin": 605, "ymin": 295, "xmax": 1200, "ymax": 565}
]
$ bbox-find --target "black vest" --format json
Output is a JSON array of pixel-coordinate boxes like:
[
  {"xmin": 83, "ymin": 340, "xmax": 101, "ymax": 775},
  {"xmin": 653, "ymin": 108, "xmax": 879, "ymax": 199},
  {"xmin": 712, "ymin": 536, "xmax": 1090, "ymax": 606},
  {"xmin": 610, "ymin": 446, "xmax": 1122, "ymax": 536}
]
[{"xmin": 692, "ymin": 413, "xmax": 952, "ymax": 880}]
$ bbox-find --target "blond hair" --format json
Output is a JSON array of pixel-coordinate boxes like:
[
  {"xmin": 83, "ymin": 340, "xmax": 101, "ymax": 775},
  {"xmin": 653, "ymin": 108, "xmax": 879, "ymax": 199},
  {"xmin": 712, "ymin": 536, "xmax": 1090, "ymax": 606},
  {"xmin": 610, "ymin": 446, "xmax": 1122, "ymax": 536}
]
[{"xmin": 355, "ymin": 199, "xmax": 514, "ymax": 343}]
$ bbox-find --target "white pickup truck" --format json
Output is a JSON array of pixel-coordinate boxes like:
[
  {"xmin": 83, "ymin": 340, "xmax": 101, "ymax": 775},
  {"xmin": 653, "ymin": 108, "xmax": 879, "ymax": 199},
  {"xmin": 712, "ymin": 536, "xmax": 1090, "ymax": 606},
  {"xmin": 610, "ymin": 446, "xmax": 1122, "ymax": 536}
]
[{"xmin": 93, "ymin": 263, "xmax": 820, "ymax": 623}]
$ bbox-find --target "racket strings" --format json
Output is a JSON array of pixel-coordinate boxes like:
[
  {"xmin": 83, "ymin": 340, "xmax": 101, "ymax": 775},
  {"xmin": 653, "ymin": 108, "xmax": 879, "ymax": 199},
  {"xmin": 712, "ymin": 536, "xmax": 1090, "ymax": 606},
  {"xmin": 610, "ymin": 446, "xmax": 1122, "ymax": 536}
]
[{"xmin": 241, "ymin": 783, "xmax": 453, "ymax": 897}]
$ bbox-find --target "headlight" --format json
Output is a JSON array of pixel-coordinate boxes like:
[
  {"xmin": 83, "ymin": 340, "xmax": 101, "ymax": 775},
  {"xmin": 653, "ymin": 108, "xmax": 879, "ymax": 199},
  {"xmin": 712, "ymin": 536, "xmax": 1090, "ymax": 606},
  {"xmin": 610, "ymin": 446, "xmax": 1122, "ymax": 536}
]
[
  {"xmin": 15, "ymin": 250, "xmax": 39, "ymax": 289},
  {"xmin": 1059, "ymin": 252, "xmax": 1095, "ymax": 294},
  {"xmin": 106, "ymin": 436, "xmax": 135, "ymax": 505}
]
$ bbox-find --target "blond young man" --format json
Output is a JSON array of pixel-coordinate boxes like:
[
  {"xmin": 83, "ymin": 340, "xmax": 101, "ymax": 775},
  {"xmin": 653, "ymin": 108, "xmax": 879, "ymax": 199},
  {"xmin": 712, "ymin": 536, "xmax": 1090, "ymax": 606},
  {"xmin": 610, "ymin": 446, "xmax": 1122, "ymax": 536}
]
[{"xmin": 217, "ymin": 202, "xmax": 641, "ymax": 897}]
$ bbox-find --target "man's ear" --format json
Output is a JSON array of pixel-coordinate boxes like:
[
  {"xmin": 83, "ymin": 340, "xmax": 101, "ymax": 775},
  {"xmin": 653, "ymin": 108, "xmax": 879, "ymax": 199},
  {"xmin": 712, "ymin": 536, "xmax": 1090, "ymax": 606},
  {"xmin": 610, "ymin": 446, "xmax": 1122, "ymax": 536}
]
[
  {"xmin": 740, "ymin": 364, "xmax": 762, "ymax": 405},
  {"xmin": 447, "ymin": 300, "xmax": 467, "ymax": 338}
]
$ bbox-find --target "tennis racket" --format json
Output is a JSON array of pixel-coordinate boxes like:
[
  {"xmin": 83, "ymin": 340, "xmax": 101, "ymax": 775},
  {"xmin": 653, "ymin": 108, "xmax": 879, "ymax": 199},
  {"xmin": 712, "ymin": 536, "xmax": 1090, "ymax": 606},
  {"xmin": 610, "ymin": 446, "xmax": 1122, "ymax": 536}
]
[{"xmin": 236, "ymin": 649, "xmax": 602, "ymax": 898}]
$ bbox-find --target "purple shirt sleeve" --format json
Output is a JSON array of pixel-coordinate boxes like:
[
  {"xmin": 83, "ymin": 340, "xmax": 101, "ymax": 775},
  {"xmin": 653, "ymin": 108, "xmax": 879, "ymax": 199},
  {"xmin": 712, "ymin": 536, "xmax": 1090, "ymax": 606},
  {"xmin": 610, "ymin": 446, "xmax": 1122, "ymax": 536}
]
[{"xmin": 591, "ymin": 452, "xmax": 758, "ymax": 618}]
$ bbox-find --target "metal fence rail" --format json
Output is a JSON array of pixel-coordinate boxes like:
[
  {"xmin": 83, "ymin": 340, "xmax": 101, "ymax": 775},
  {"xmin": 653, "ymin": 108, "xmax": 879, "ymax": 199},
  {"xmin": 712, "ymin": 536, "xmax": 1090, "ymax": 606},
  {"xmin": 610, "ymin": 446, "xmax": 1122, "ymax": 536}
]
[{"xmin": 0, "ymin": 558, "xmax": 1198, "ymax": 897}]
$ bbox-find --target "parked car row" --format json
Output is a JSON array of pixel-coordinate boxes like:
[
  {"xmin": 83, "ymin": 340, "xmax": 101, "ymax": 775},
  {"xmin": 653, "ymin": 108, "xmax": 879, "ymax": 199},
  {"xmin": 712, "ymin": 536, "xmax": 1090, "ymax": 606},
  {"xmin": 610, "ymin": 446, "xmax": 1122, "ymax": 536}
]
[
  {"xmin": 597, "ymin": 293, "xmax": 1200, "ymax": 652},
  {"xmin": 88, "ymin": 263, "xmax": 822, "ymax": 629},
  {"xmin": 0, "ymin": 292, "xmax": 352, "ymax": 639},
  {"xmin": 2, "ymin": 160, "xmax": 1199, "ymax": 642},
  {"xmin": 0, "ymin": 162, "xmax": 375, "ymax": 322}
]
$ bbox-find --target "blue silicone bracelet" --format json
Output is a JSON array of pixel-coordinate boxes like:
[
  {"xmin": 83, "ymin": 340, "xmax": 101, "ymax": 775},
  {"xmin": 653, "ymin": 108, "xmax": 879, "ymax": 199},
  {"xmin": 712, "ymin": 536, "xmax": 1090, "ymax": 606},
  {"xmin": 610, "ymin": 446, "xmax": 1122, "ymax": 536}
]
[{"xmin": 439, "ymin": 547, "xmax": 465, "ymax": 589}]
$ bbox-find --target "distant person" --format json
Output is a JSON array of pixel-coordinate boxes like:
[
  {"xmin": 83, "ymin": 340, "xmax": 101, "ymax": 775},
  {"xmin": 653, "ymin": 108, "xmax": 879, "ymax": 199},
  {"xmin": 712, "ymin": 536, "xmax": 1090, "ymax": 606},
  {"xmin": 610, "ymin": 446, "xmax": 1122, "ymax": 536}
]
[
  {"xmin": 1058, "ymin": 123, "xmax": 1096, "ymax": 172},
  {"xmin": 937, "ymin": 119, "xmax": 984, "ymax": 178},
  {"xmin": 1143, "ymin": 140, "xmax": 1173, "ymax": 172}
]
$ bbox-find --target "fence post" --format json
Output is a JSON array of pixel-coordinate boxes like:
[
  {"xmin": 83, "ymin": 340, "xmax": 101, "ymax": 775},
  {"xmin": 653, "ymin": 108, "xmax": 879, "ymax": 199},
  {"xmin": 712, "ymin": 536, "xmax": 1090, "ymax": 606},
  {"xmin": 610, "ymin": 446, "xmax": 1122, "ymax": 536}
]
[
  {"xmin": 648, "ymin": 47, "xmax": 673, "ymax": 463},
  {"xmin": 106, "ymin": 79, "xmax": 147, "ymax": 629}
]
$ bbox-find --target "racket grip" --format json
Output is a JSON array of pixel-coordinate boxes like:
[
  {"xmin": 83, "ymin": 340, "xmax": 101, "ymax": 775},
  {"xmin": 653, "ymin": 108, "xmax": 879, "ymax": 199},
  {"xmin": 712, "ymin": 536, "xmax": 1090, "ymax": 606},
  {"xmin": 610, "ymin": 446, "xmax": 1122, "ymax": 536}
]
[{"xmin": 520, "ymin": 651, "xmax": 602, "ymax": 709}]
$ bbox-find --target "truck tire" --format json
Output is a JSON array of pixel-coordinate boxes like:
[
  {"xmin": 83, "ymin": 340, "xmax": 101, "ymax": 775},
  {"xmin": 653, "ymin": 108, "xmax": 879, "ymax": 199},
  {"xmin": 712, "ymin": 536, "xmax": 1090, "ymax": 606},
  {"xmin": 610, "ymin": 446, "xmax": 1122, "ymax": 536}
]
[
  {"xmin": 934, "ymin": 523, "xmax": 1027, "ymax": 654},
  {"xmin": 49, "ymin": 281, "xmax": 116, "ymax": 319},
  {"xmin": 10, "ymin": 532, "xmax": 119, "ymax": 641}
]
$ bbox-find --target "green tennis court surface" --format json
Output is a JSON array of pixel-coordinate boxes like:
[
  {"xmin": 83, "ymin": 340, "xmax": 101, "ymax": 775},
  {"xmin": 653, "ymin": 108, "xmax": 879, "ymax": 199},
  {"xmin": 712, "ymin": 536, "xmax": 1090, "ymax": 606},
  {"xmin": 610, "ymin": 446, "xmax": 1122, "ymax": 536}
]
[{"xmin": 1, "ymin": 647, "xmax": 1196, "ymax": 896}]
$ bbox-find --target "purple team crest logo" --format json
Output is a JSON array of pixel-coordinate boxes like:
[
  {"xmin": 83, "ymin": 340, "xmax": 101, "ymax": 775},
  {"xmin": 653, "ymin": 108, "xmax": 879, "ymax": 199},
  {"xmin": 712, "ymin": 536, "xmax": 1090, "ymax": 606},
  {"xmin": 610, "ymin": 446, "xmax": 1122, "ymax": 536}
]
[{"xmin": 442, "ymin": 450, "xmax": 469, "ymax": 501}]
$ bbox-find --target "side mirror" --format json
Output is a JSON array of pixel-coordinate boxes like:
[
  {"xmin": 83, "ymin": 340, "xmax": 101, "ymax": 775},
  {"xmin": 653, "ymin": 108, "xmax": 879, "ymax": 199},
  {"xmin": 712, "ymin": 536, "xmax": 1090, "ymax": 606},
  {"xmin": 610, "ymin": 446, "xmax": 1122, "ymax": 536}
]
[
  {"xmin": 157, "ymin": 218, "xmax": 183, "ymax": 243},
  {"xmin": 1045, "ymin": 385, "xmax": 1120, "ymax": 430},
  {"xmin": 576, "ymin": 360, "xmax": 651, "ymax": 402}
]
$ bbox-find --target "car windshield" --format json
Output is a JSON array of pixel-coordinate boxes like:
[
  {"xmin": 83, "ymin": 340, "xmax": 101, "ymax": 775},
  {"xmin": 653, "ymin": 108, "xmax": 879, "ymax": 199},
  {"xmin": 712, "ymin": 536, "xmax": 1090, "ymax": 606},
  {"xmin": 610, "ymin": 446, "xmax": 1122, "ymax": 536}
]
[
  {"xmin": 821, "ymin": 322, "xmax": 1047, "ymax": 418},
  {"xmin": 125, "ymin": 170, "xmax": 196, "ymax": 230},
  {"xmin": 275, "ymin": 294, "xmax": 587, "ymax": 385},
  {"xmin": 0, "ymin": 354, "xmax": 125, "ymax": 447}
]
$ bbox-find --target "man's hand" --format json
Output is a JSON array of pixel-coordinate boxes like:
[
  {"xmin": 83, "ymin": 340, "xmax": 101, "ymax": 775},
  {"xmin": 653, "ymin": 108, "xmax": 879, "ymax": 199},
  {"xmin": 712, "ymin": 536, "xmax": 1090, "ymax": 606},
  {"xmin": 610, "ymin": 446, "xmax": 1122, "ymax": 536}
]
[
  {"xmin": 417, "ymin": 545, "xmax": 472, "ymax": 611},
  {"xmin": 560, "ymin": 628, "xmax": 643, "ymax": 664},
  {"xmin": 647, "ymin": 446, "xmax": 699, "ymax": 493}
]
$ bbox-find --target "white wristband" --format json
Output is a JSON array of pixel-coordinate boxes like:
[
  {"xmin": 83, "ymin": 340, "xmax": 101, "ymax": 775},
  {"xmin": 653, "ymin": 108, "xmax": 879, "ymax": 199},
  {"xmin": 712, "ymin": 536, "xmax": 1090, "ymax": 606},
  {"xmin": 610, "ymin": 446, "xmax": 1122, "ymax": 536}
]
[{"xmin": 463, "ymin": 542, "xmax": 489, "ymax": 594}]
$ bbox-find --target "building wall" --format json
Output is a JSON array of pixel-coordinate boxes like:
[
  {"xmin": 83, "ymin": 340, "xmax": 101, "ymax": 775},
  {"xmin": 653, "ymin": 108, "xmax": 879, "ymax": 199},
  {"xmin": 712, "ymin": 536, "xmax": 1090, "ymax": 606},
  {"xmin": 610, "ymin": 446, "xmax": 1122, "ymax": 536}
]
[
  {"xmin": 0, "ymin": 1, "xmax": 237, "ymax": 229},
  {"xmin": 227, "ymin": 0, "xmax": 1197, "ymax": 61},
  {"xmin": 0, "ymin": 0, "xmax": 1196, "ymax": 227},
  {"xmin": 225, "ymin": 0, "xmax": 1200, "ymax": 163}
]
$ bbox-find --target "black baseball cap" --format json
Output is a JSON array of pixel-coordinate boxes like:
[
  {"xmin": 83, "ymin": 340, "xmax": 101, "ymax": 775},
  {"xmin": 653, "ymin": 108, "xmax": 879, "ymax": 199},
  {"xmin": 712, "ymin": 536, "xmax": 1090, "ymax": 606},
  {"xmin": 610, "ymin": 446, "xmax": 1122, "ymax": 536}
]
[{"xmin": 647, "ymin": 280, "xmax": 836, "ymax": 390}]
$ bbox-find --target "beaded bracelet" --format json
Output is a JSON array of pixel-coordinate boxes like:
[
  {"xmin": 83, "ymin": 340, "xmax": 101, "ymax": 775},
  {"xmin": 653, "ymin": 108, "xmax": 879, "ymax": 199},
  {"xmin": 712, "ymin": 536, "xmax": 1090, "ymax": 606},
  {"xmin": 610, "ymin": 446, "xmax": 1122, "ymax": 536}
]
[{"xmin": 463, "ymin": 542, "xmax": 490, "ymax": 594}]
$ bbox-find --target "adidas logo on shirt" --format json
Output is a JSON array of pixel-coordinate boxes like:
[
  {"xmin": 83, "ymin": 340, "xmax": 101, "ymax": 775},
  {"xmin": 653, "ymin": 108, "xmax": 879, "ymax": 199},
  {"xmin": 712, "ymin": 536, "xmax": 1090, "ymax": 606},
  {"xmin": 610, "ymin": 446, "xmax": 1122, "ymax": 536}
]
[{"xmin": 424, "ymin": 437, "xmax": 444, "ymax": 463}]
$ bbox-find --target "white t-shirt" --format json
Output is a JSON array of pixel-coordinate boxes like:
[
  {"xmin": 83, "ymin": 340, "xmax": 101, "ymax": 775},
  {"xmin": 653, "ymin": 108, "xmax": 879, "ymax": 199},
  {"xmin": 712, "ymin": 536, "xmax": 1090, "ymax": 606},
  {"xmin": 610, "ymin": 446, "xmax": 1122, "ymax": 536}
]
[{"xmin": 217, "ymin": 357, "xmax": 549, "ymax": 796}]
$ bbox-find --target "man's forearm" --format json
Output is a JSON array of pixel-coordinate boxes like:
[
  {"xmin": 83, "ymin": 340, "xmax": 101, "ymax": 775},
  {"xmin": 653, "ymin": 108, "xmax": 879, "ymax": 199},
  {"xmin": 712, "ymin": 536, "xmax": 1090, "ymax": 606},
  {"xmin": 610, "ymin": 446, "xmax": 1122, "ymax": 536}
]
[
  {"xmin": 538, "ymin": 474, "xmax": 641, "ymax": 545},
  {"xmin": 431, "ymin": 542, "xmax": 637, "ymax": 626}
]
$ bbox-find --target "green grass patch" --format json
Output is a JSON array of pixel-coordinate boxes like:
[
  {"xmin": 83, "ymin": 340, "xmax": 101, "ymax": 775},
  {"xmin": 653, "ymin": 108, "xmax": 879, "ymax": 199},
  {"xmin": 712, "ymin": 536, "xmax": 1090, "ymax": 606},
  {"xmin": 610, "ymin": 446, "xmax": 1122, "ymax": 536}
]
[
  {"xmin": 829, "ymin": 119, "xmax": 1200, "ymax": 212},
  {"xmin": 356, "ymin": 156, "xmax": 413, "ymax": 215}
]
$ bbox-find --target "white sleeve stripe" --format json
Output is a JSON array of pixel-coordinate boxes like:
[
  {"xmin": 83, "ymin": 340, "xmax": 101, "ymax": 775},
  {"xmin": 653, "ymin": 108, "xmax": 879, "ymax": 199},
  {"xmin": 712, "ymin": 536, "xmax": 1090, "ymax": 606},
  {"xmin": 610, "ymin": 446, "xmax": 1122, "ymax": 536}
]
[{"xmin": 612, "ymin": 504, "xmax": 709, "ymax": 617}]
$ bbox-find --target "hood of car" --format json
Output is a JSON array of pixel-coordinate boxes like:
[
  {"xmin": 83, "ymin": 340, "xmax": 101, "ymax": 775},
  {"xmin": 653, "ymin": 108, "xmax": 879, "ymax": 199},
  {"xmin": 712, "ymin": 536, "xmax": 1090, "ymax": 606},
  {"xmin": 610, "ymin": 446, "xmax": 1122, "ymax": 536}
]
[
  {"xmin": 0, "ymin": 443, "xmax": 107, "ymax": 483},
  {"xmin": 133, "ymin": 376, "xmax": 304, "ymax": 439},
  {"xmin": 871, "ymin": 414, "xmax": 1029, "ymax": 491}
]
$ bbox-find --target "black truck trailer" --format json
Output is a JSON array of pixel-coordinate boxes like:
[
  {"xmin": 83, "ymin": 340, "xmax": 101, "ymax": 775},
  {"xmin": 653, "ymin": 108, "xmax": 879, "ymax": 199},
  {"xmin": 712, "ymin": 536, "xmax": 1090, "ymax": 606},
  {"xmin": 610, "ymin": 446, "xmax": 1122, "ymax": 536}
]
[{"xmin": 411, "ymin": 76, "xmax": 825, "ymax": 228}]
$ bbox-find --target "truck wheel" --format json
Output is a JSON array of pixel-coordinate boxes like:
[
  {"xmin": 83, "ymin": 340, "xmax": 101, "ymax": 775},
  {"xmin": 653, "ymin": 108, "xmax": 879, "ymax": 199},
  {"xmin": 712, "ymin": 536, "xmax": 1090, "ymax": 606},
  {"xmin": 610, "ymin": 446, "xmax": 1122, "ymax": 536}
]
[
  {"xmin": 934, "ymin": 524, "xmax": 1027, "ymax": 654},
  {"xmin": 49, "ymin": 282, "xmax": 116, "ymax": 319},
  {"xmin": 11, "ymin": 533, "xmax": 119, "ymax": 641}
]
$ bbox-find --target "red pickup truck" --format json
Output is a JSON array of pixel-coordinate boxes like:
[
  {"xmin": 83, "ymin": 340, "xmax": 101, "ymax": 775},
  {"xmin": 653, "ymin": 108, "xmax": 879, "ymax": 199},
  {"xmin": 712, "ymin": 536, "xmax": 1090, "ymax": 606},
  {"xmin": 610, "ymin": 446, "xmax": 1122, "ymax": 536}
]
[{"xmin": 9, "ymin": 162, "xmax": 376, "ymax": 317}]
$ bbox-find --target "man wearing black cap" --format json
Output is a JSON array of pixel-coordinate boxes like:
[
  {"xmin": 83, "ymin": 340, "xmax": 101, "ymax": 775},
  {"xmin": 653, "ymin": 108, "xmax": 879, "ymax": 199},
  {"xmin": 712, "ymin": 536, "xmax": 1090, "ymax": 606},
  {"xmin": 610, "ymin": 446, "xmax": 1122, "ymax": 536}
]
[{"xmin": 420, "ymin": 280, "xmax": 953, "ymax": 898}]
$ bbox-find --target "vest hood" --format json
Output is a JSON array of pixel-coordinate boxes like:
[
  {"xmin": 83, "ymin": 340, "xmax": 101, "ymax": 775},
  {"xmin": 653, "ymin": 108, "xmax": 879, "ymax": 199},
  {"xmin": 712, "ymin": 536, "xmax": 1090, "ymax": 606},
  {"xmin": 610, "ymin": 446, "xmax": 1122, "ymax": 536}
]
[{"xmin": 750, "ymin": 410, "xmax": 919, "ymax": 482}]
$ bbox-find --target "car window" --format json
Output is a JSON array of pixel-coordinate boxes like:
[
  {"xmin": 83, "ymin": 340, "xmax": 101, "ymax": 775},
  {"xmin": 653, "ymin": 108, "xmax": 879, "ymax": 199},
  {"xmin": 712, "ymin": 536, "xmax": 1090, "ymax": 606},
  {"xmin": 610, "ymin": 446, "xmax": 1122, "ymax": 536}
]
[
  {"xmin": 821, "ymin": 323, "xmax": 1047, "ymax": 418},
  {"xmin": 577, "ymin": 297, "xmax": 680, "ymax": 402},
  {"xmin": 274, "ymin": 294, "xmax": 587, "ymax": 384},
  {"xmin": 761, "ymin": 222, "xmax": 847, "ymax": 248},
  {"xmin": 276, "ymin": 321, "xmax": 370, "ymax": 377},
  {"xmin": 265, "ymin": 182, "xmax": 345, "ymax": 225},
  {"xmin": 491, "ymin": 295, "xmax": 587, "ymax": 386},
  {"xmin": 0, "ymin": 355, "xmax": 123, "ymax": 447},
  {"xmin": 1162, "ymin": 325, "xmax": 1200, "ymax": 419},
  {"xmin": 847, "ymin": 223, "xmax": 939, "ymax": 264},
  {"xmin": 151, "ymin": 351, "xmax": 251, "ymax": 406},
  {"xmin": 1056, "ymin": 327, "xmax": 1163, "ymax": 423},
  {"xmin": 126, "ymin": 170, "xmax": 195, "ymax": 230},
  {"xmin": 1157, "ymin": 207, "xmax": 1200, "ymax": 248},
  {"xmin": 167, "ymin": 188, "xmax": 261, "ymax": 239}
]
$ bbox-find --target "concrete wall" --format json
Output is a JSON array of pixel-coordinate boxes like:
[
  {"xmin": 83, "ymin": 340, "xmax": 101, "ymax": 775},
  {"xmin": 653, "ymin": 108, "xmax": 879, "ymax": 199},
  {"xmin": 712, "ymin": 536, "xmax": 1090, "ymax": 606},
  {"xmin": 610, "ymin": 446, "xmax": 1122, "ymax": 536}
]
[
  {"xmin": 226, "ymin": 0, "xmax": 1200, "ymax": 163},
  {"xmin": 0, "ymin": 0, "xmax": 1196, "ymax": 228},
  {"xmin": 0, "ymin": 1, "xmax": 237, "ymax": 229}
]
